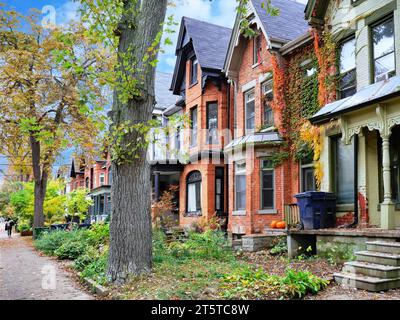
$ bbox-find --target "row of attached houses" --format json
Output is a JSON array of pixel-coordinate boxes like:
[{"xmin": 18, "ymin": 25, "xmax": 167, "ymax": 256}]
[{"xmin": 70, "ymin": 0, "xmax": 400, "ymax": 236}]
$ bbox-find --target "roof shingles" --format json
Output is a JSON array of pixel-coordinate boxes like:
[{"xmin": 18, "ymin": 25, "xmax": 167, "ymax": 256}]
[
  {"xmin": 251, "ymin": 0, "xmax": 309, "ymax": 43},
  {"xmin": 183, "ymin": 17, "xmax": 232, "ymax": 71}
]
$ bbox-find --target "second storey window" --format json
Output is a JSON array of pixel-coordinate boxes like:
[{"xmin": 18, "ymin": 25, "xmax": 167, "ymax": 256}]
[
  {"xmin": 190, "ymin": 57, "xmax": 198, "ymax": 85},
  {"xmin": 190, "ymin": 107, "xmax": 197, "ymax": 147},
  {"xmin": 245, "ymin": 90, "xmax": 255, "ymax": 132},
  {"xmin": 339, "ymin": 36, "xmax": 356, "ymax": 98},
  {"xmin": 100, "ymin": 173, "xmax": 105, "ymax": 186},
  {"xmin": 372, "ymin": 16, "xmax": 395, "ymax": 83},
  {"xmin": 262, "ymin": 80, "xmax": 274, "ymax": 128},
  {"xmin": 261, "ymin": 159, "xmax": 274, "ymax": 210},
  {"xmin": 206, "ymin": 102, "xmax": 218, "ymax": 144},
  {"xmin": 235, "ymin": 162, "xmax": 246, "ymax": 211}
]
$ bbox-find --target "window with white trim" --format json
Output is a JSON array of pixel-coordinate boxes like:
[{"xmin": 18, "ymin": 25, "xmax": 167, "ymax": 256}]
[
  {"xmin": 262, "ymin": 80, "xmax": 274, "ymax": 128},
  {"xmin": 235, "ymin": 162, "xmax": 246, "ymax": 210},
  {"xmin": 245, "ymin": 90, "xmax": 255, "ymax": 132},
  {"xmin": 338, "ymin": 36, "xmax": 356, "ymax": 98},
  {"xmin": 372, "ymin": 15, "xmax": 395, "ymax": 83},
  {"xmin": 187, "ymin": 171, "xmax": 202, "ymax": 214},
  {"xmin": 261, "ymin": 159, "xmax": 274, "ymax": 210}
]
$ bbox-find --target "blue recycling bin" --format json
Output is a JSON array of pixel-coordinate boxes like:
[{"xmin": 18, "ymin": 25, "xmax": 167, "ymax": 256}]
[{"xmin": 294, "ymin": 192, "xmax": 337, "ymax": 230}]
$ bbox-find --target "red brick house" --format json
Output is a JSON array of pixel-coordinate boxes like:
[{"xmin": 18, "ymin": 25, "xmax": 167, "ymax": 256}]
[
  {"xmin": 223, "ymin": 0, "xmax": 311, "ymax": 236},
  {"xmin": 168, "ymin": 17, "xmax": 233, "ymax": 228},
  {"xmin": 69, "ymin": 152, "xmax": 112, "ymax": 222}
]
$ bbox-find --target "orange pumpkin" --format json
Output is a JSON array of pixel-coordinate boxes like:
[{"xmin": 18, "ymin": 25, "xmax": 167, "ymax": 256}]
[
  {"xmin": 270, "ymin": 220, "xmax": 278, "ymax": 229},
  {"xmin": 276, "ymin": 221, "xmax": 286, "ymax": 229}
]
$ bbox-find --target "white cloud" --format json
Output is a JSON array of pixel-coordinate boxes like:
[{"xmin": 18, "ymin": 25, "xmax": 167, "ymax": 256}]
[
  {"xmin": 57, "ymin": 1, "xmax": 80, "ymax": 26},
  {"xmin": 159, "ymin": 0, "xmax": 237, "ymax": 72}
]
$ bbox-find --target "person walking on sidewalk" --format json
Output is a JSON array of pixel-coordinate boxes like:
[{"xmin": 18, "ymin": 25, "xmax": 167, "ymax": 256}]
[{"xmin": 4, "ymin": 218, "xmax": 14, "ymax": 238}]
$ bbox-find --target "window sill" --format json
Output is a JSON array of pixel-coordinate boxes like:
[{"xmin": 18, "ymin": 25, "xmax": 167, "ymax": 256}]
[
  {"xmin": 184, "ymin": 211, "xmax": 202, "ymax": 217},
  {"xmin": 232, "ymin": 210, "xmax": 246, "ymax": 216},
  {"xmin": 257, "ymin": 209, "xmax": 278, "ymax": 215},
  {"xmin": 336, "ymin": 204, "xmax": 355, "ymax": 212},
  {"xmin": 259, "ymin": 126, "xmax": 275, "ymax": 133}
]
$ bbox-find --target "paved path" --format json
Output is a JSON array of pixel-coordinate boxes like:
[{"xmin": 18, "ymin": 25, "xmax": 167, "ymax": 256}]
[{"xmin": 0, "ymin": 224, "xmax": 94, "ymax": 300}]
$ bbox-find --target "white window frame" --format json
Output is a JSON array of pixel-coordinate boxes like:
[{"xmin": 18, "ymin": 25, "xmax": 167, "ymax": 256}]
[
  {"xmin": 99, "ymin": 173, "xmax": 105, "ymax": 186},
  {"xmin": 262, "ymin": 80, "xmax": 274, "ymax": 128},
  {"xmin": 260, "ymin": 159, "xmax": 275, "ymax": 211},
  {"xmin": 234, "ymin": 162, "xmax": 247, "ymax": 212},
  {"xmin": 245, "ymin": 90, "xmax": 255, "ymax": 133}
]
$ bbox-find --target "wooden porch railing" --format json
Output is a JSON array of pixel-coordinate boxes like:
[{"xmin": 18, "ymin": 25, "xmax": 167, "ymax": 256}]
[{"xmin": 284, "ymin": 203, "xmax": 300, "ymax": 228}]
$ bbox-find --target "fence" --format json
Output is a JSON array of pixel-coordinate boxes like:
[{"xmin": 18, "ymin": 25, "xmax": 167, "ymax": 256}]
[{"xmin": 284, "ymin": 204, "xmax": 300, "ymax": 228}]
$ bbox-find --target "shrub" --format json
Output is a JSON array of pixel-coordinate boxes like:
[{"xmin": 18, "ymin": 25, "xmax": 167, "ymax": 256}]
[
  {"xmin": 34, "ymin": 229, "xmax": 90, "ymax": 257},
  {"xmin": 54, "ymin": 238, "xmax": 89, "ymax": 260},
  {"xmin": 74, "ymin": 246, "xmax": 101, "ymax": 271},
  {"xmin": 81, "ymin": 249, "xmax": 109, "ymax": 285},
  {"xmin": 34, "ymin": 230, "xmax": 74, "ymax": 255},
  {"xmin": 87, "ymin": 223, "xmax": 109, "ymax": 246},
  {"xmin": 220, "ymin": 266, "xmax": 329, "ymax": 300}
]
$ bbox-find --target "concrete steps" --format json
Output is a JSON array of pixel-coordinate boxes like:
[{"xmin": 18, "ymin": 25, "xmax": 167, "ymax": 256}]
[
  {"xmin": 334, "ymin": 272, "xmax": 400, "ymax": 292},
  {"xmin": 355, "ymin": 251, "xmax": 400, "ymax": 266},
  {"xmin": 342, "ymin": 261, "xmax": 400, "ymax": 278},
  {"xmin": 367, "ymin": 241, "xmax": 400, "ymax": 255},
  {"xmin": 334, "ymin": 241, "xmax": 400, "ymax": 292}
]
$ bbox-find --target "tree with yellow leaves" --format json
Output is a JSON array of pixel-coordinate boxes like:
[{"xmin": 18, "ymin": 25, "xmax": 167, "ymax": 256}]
[{"xmin": 0, "ymin": 9, "xmax": 111, "ymax": 228}]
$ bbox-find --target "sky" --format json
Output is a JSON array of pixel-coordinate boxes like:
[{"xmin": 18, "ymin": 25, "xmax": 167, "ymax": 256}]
[
  {"xmin": 0, "ymin": 0, "xmax": 308, "ymax": 183},
  {"xmin": 3, "ymin": 0, "xmax": 308, "ymax": 73}
]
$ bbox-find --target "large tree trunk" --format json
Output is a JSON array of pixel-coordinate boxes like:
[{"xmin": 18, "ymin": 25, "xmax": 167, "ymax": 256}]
[
  {"xmin": 107, "ymin": 0, "xmax": 168, "ymax": 284},
  {"xmin": 30, "ymin": 136, "xmax": 46, "ymax": 228}
]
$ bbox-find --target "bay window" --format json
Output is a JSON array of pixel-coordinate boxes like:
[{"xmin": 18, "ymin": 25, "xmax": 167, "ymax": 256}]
[
  {"xmin": 235, "ymin": 162, "xmax": 246, "ymax": 211},
  {"xmin": 372, "ymin": 16, "xmax": 395, "ymax": 83},
  {"xmin": 187, "ymin": 171, "xmax": 202, "ymax": 214}
]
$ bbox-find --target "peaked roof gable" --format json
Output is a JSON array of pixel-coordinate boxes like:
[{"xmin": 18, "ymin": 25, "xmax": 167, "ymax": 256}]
[
  {"xmin": 179, "ymin": 17, "xmax": 232, "ymax": 71},
  {"xmin": 252, "ymin": 0, "xmax": 309, "ymax": 43},
  {"xmin": 170, "ymin": 17, "xmax": 232, "ymax": 94},
  {"xmin": 224, "ymin": 0, "xmax": 309, "ymax": 76}
]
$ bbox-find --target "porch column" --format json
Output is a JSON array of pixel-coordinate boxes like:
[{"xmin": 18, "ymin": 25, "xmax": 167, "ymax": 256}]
[
  {"xmin": 381, "ymin": 134, "xmax": 395, "ymax": 229},
  {"xmin": 154, "ymin": 171, "xmax": 160, "ymax": 202}
]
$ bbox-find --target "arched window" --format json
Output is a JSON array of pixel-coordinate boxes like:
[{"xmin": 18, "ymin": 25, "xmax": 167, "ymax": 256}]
[{"xmin": 186, "ymin": 171, "xmax": 202, "ymax": 214}]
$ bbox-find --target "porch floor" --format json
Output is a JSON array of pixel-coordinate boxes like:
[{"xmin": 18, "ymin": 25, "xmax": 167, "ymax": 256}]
[{"xmin": 287, "ymin": 227, "xmax": 400, "ymax": 239}]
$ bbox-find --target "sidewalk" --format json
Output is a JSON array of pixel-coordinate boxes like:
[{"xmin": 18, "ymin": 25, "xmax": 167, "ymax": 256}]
[{"xmin": 0, "ymin": 225, "xmax": 94, "ymax": 300}]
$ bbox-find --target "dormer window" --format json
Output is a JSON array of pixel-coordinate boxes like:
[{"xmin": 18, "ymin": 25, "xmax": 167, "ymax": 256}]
[
  {"xmin": 190, "ymin": 57, "xmax": 198, "ymax": 85},
  {"xmin": 253, "ymin": 34, "xmax": 262, "ymax": 65},
  {"xmin": 372, "ymin": 16, "xmax": 395, "ymax": 83},
  {"xmin": 338, "ymin": 36, "xmax": 356, "ymax": 98}
]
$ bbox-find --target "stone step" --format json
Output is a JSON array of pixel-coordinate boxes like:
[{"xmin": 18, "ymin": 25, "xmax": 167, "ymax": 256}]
[
  {"xmin": 334, "ymin": 272, "xmax": 400, "ymax": 292},
  {"xmin": 366, "ymin": 241, "xmax": 400, "ymax": 255},
  {"xmin": 343, "ymin": 261, "xmax": 400, "ymax": 279},
  {"xmin": 355, "ymin": 251, "xmax": 400, "ymax": 267}
]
